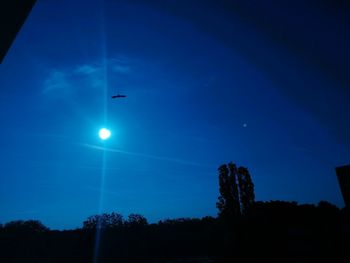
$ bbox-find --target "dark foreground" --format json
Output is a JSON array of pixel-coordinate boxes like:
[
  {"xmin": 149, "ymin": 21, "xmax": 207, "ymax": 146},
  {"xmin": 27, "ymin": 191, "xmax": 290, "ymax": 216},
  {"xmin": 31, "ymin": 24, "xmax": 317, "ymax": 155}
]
[{"xmin": 1, "ymin": 202, "xmax": 350, "ymax": 263}]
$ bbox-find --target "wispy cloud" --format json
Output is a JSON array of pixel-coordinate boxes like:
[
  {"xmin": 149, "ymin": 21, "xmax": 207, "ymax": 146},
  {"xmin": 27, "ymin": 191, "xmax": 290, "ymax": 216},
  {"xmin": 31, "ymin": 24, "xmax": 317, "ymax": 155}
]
[
  {"xmin": 75, "ymin": 64, "xmax": 100, "ymax": 75},
  {"xmin": 42, "ymin": 56, "xmax": 132, "ymax": 95},
  {"xmin": 74, "ymin": 58, "xmax": 131, "ymax": 76},
  {"xmin": 42, "ymin": 70, "xmax": 71, "ymax": 94},
  {"xmin": 112, "ymin": 64, "xmax": 130, "ymax": 73},
  {"xmin": 80, "ymin": 143, "xmax": 213, "ymax": 168}
]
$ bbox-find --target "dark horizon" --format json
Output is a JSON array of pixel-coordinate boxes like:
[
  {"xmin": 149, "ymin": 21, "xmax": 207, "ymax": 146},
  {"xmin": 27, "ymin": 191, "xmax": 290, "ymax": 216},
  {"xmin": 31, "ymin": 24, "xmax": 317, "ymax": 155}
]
[{"xmin": 0, "ymin": 0, "xmax": 349, "ymax": 230}]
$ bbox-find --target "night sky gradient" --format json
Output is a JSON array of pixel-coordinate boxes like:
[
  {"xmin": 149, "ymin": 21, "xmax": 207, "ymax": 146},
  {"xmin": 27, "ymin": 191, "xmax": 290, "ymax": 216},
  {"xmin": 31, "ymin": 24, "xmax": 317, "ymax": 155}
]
[{"xmin": 0, "ymin": 0, "xmax": 349, "ymax": 229}]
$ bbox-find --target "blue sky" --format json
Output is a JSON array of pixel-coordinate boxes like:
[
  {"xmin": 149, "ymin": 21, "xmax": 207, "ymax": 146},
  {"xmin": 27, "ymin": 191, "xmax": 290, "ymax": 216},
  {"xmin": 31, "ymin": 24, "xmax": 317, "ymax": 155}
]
[{"xmin": 0, "ymin": 0, "xmax": 349, "ymax": 229}]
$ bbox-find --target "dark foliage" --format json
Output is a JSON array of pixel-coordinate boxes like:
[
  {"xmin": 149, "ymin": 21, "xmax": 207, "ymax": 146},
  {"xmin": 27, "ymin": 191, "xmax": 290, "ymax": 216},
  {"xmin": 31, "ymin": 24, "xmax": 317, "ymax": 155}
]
[
  {"xmin": 216, "ymin": 164, "xmax": 240, "ymax": 220},
  {"xmin": 3, "ymin": 220, "xmax": 49, "ymax": 233},
  {"xmin": 1, "ymin": 163, "xmax": 349, "ymax": 262},
  {"xmin": 126, "ymin": 213, "xmax": 148, "ymax": 227},
  {"xmin": 216, "ymin": 162, "xmax": 255, "ymax": 220},
  {"xmin": 0, "ymin": 205, "xmax": 349, "ymax": 262},
  {"xmin": 82, "ymin": 213, "xmax": 149, "ymax": 230},
  {"xmin": 82, "ymin": 212, "xmax": 124, "ymax": 229},
  {"xmin": 237, "ymin": 166, "xmax": 255, "ymax": 215}
]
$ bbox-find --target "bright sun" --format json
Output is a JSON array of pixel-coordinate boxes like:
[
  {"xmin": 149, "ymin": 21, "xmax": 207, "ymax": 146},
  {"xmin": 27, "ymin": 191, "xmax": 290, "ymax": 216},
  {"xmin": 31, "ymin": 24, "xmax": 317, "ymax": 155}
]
[{"xmin": 99, "ymin": 128, "xmax": 111, "ymax": 140}]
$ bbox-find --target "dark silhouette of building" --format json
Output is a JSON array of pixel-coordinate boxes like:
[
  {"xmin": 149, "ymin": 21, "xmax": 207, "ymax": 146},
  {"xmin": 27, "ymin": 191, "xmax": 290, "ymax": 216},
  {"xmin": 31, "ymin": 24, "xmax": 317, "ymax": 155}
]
[
  {"xmin": 0, "ymin": 0, "xmax": 36, "ymax": 63},
  {"xmin": 336, "ymin": 164, "xmax": 350, "ymax": 207}
]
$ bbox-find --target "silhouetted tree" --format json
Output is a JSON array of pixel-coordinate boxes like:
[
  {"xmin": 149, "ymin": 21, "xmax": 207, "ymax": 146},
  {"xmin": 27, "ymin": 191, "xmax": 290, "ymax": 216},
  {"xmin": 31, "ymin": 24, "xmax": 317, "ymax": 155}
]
[
  {"xmin": 83, "ymin": 212, "xmax": 124, "ymax": 229},
  {"xmin": 317, "ymin": 201, "xmax": 340, "ymax": 223},
  {"xmin": 237, "ymin": 166, "xmax": 255, "ymax": 215},
  {"xmin": 216, "ymin": 163, "xmax": 240, "ymax": 220},
  {"xmin": 3, "ymin": 220, "xmax": 49, "ymax": 233},
  {"xmin": 126, "ymin": 214, "xmax": 148, "ymax": 227},
  {"xmin": 109, "ymin": 212, "xmax": 124, "ymax": 228},
  {"xmin": 317, "ymin": 201, "xmax": 339, "ymax": 213},
  {"xmin": 201, "ymin": 216, "xmax": 216, "ymax": 224},
  {"xmin": 216, "ymin": 162, "xmax": 255, "ymax": 220},
  {"xmin": 83, "ymin": 215, "xmax": 99, "ymax": 229}
]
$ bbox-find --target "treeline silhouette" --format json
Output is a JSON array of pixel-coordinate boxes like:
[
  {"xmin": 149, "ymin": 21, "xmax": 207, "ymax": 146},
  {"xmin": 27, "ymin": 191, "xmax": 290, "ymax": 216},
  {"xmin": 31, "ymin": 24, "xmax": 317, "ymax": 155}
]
[
  {"xmin": 1, "ymin": 202, "xmax": 350, "ymax": 262},
  {"xmin": 1, "ymin": 162, "xmax": 349, "ymax": 262}
]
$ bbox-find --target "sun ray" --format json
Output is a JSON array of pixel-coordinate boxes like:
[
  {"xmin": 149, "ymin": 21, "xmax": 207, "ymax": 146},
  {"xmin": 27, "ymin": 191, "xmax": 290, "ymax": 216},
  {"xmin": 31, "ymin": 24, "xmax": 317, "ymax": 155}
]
[{"xmin": 93, "ymin": 1, "xmax": 109, "ymax": 262}]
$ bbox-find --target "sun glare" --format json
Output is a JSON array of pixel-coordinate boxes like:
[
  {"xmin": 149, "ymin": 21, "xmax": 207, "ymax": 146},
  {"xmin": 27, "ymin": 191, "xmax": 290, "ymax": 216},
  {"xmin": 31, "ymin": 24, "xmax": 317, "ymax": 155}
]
[{"xmin": 99, "ymin": 128, "xmax": 111, "ymax": 140}]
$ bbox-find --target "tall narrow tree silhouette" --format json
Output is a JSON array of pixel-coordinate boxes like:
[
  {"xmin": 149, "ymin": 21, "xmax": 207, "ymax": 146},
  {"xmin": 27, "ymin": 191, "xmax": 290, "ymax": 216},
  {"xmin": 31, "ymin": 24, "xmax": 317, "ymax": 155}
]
[
  {"xmin": 217, "ymin": 162, "xmax": 255, "ymax": 220},
  {"xmin": 237, "ymin": 166, "xmax": 255, "ymax": 215},
  {"xmin": 216, "ymin": 163, "xmax": 240, "ymax": 220}
]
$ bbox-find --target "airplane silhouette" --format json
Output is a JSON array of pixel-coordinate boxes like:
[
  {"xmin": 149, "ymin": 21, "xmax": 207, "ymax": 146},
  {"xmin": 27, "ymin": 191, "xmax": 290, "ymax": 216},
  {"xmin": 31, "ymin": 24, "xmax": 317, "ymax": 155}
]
[{"xmin": 111, "ymin": 94, "xmax": 127, "ymax": 99}]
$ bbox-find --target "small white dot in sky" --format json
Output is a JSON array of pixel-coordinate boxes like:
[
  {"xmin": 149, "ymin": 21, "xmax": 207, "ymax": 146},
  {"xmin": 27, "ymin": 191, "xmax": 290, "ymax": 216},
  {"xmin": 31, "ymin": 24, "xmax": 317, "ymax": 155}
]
[
  {"xmin": 99, "ymin": 128, "xmax": 111, "ymax": 140},
  {"xmin": 243, "ymin": 123, "xmax": 247, "ymax": 128}
]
